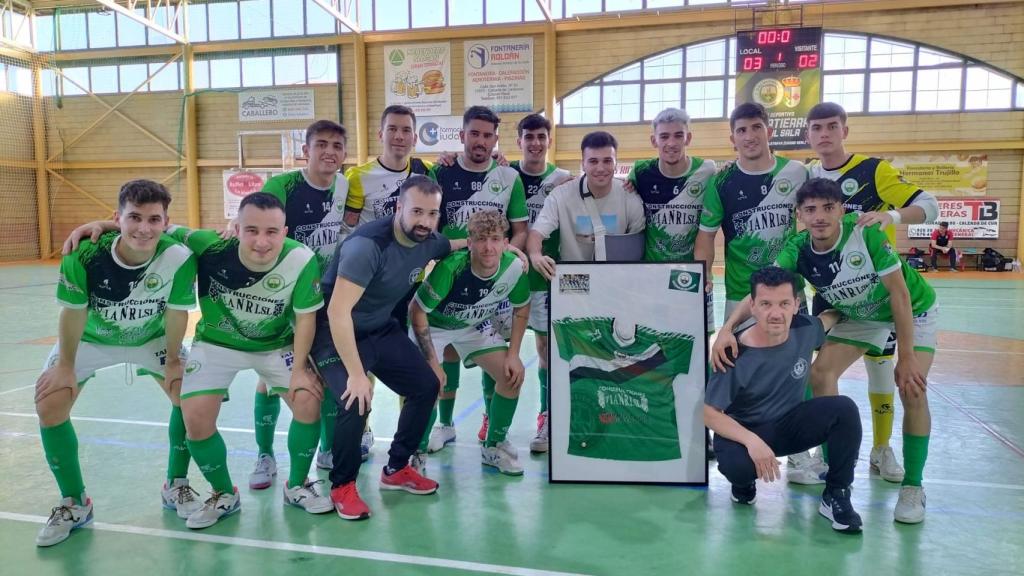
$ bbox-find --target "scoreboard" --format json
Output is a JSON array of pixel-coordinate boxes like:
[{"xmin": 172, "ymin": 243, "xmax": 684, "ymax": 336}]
[{"xmin": 735, "ymin": 27, "xmax": 823, "ymax": 150}]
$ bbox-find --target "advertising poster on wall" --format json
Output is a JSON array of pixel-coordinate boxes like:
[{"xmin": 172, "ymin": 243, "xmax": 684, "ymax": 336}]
[
  {"xmin": 223, "ymin": 169, "xmax": 283, "ymax": 218},
  {"xmin": 735, "ymin": 28, "xmax": 822, "ymax": 150},
  {"xmin": 238, "ymin": 89, "xmax": 315, "ymax": 122},
  {"xmin": 464, "ymin": 37, "xmax": 534, "ymax": 112},
  {"xmin": 889, "ymin": 154, "xmax": 989, "ymax": 196},
  {"xmin": 907, "ymin": 199, "xmax": 1000, "ymax": 239},
  {"xmin": 385, "ymin": 42, "xmax": 451, "ymax": 116}
]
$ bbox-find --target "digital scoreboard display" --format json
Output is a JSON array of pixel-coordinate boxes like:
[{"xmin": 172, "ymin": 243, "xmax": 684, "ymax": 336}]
[{"xmin": 735, "ymin": 27, "xmax": 823, "ymax": 150}]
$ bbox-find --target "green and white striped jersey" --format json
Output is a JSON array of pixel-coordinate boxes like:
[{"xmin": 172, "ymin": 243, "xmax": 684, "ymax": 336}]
[
  {"xmin": 261, "ymin": 169, "xmax": 349, "ymax": 269},
  {"xmin": 415, "ymin": 250, "xmax": 529, "ymax": 331},
  {"xmin": 57, "ymin": 232, "xmax": 197, "ymax": 347},
  {"xmin": 629, "ymin": 157, "xmax": 717, "ymax": 262},
  {"xmin": 512, "ymin": 160, "xmax": 571, "ymax": 291},
  {"xmin": 428, "ymin": 158, "xmax": 528, "ymax": 240}
]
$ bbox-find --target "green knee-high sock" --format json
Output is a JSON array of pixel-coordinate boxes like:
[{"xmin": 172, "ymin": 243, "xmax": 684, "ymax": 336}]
[
  {"xmin": 167, "ymin": 406, "xmax": 191, "ymax": 481},
  {"xmin": 902, "ymin": 434, "xmax": 929, "ymax": 487},
  {"xmin": 287, "ymin": 419, "xmax": 321, "ymax": 488},
  {"xmin": 484, "ymin": 392, "xmax": 520, "ymax": 447},
  {"xmin": 188, "ymin": 432, "xmax": 234, "ymax": 493},
  {"xmin": 538, "ymin": 367, "xmax": 549, "ymax": 413},
  {"xmin": 319, "ymin": 396, "xmax": 337, "ymax": 452},
  {"xmin": 418, "ymin": 405, "xmax": 438, "ymax": 452},
  {"xmin": 481, "ymin": 372, "xmax": 496, "ymax": 417},
  {"xmin": 438, "ymin": 361, "xmax": 460, "ymax": 425},
  {"xmin": 40, "ymin": 419, "xmax": 85, "ymax": 502},
  {"xmin": 253, "ymin": 392, "xmax": 281, "ymax": 457}
]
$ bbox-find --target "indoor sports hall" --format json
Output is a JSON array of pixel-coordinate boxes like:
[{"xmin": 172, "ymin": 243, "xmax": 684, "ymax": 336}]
[{"xmin": 0, "ymin": 1, "xmax": 1022, "ymax": 575}]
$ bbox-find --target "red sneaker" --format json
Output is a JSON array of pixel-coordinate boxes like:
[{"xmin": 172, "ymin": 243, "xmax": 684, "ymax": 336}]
[
  {"xmin": 330, "ymin": 482, "xmax": 370, "ymax": 520},
  {"xmin": 380, "ymin": 465, "xmax": 439, "ymax": 495},
  {"xmin": 477, "ymin": 413, "xmax": 489, "ymax": 443}
]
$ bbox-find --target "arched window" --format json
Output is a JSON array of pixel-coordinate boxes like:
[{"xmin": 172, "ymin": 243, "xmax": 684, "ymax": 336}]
[{"xmin": 556, "ymin": 32, "xmax": 1024, "ymax": 125}]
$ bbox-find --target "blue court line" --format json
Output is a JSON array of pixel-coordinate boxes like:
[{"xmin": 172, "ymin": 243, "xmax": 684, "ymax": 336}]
[{"xmin": 452, "ymin": 355, "xmax": 538, "ymax": 425}]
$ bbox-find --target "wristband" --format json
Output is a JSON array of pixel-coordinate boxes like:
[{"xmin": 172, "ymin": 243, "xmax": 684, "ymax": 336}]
[{"xmin": 886, "ymin": 210, "xmax": 902, "ymax": 225}]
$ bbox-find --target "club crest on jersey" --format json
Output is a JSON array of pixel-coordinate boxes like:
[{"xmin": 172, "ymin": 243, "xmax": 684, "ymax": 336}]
[
  {"xmin": 841, "ymin": 178, "xmax": 860, "ymax": 197},
  {"xmin": 791, "ymin": 357, "xmax": 809, "ymax": 379},
  {"xmin": 488, "ymin": 180, "xmax": 503, "ymax": 195},
  {"xmin": 686, "ymin": 182, "xmax": 704, "ymax": 198},
  {"xmin": 185, "ymin": 359, "xmax": 201, "ymax": 374},
  {"xmin": 493, "ymin": 282, "xmax": 510, "ymax": 297},
  {"xmin": 144, "ymin": 273, "xmax": 162, "ymax": 291},
  {"xmin": 409, "ymin": 267, "xmax": 423, "ymax": 285},
  {"xmin": 264, "ymin": 274, "xmax": 285, "ymax": 292},
  {"xmin": 775, "ymin": 179, "xmax": 794, "ymax": 196},
  {"xmin": 846, "ymin": 251, "xmax": 867, "ymax": 270}
]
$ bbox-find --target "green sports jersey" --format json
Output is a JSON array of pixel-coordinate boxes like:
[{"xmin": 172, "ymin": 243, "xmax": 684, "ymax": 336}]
[
  {"xmin": 415, "ymin": 250, "xmax": 529, "ymax": 331},
  {"xmin": 511, "ymin": 160, "xmax": 570, "ymax": 291},
  {"xmin": 629, "ymin": 157, "xmax": 717, "ymax": 262},
  {"xmin": 699, "ymin": 156, "xmax": 808, "ymax": 300},
  {"xmin": 57, "ymin": 232, "xmax": 197, "ymax": 347},
  {"xmin": 552, "ymin": 317, "xmax": 694, "ymax": 462},
  {"xmin": 169, "ymin": 227, "xmax": 324, "ymax": 352},
  {"xmin": 428, "ymin": 158, "xmax": 528, "ymax": 240},
  {"xmin": 775, "ymin": 213, "xmax": 936, "ymax": 321},
  {"xmin": 261, "ymin": 169, "xmax": 348, "ymax": 269}
]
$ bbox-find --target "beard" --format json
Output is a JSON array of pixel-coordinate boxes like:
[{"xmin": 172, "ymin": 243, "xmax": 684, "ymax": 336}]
[{"xmin": 399, "ymin": 217, "xmax": 432, "ymax": 243}]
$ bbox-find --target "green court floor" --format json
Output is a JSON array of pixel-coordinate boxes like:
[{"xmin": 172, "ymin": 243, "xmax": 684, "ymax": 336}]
[{"xmin": 1, "ymin": 265, "xmax": 1022, "ymax": 576}]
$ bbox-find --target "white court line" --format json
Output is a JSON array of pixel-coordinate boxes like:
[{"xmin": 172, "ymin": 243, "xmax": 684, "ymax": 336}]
[
  {"xmin": 933, "ymin": 348, "xmax": 1024, "ymax": 356},
  {"xmin": 0, "ymin": 512, "xmax": 588, "ymax": 576},
  {"xmin": 851, "ymin": 473, "xmax": 1024, "ymax": 492},
  {"xmin": 0, "ymin": 384, "xmax": 34, "ymax": 396}
]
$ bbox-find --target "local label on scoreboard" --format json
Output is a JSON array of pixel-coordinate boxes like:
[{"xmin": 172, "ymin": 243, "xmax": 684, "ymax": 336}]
[{"xmin": 735, "ymin": 27, "xmax": 822, "ymax": 150}]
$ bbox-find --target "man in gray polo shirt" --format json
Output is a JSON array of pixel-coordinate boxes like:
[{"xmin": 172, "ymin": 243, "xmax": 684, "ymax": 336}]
[
  {"xmin": 705, "ymin": 266, "xmax": 863, "ymax": 534},
  {"xmin": 313, "ymin": 175, "xmax": 462, "ymax": 521}
]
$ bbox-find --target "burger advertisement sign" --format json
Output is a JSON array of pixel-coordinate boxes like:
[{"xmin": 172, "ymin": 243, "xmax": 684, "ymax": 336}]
[{"xmin": 386, "ymin": 42, "xmax": 451, "ymax": 116}]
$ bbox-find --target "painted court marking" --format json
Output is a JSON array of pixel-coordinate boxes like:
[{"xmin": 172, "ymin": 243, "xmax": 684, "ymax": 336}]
[
  {"xmin": 930, "ymin": 385, "xmax": 1024, "ymax": 460},
  {"xmin": 0, "ymin": 384, "xmax": 35, "ymax": 396},
  {"xmin": 0, "ymin": 512, "xmax": 588, "ymax": 576}
]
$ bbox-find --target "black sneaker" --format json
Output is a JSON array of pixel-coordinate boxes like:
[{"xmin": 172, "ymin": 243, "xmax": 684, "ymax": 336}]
[
  {"xmin": 730, "ymin": 482, "xmax": 756, "ymax": 505},
  {"xmin": 819, "ymin": 486, "xmax": 862, "ymax": 533}
]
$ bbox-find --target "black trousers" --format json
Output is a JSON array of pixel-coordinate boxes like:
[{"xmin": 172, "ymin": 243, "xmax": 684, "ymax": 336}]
[
  {"xmin": 714, "ymin": 396, "xmax": 862, "ymax": 488},
  {"xmin": 931, "ymin": 248, "xmax": 958, "ymax": 270},
  {"xmin": 312, "ymin": 320, "xmax": 439, "ymax": 487}
]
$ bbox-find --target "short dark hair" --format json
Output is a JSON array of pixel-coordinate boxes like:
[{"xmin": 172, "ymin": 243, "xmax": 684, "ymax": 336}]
[
  {"xmin": 463, "ymin": 105, "xmax": 501, "ymax": 130},
  {"xmin": 938, "ymin": 221, "xmax": 949, "ymax": 228},
  {"xmin": 238, "ymin": 192, "xmax": 285, "ymax": 214},
  {"xmin": 517, "ymin": 113, "xmax": 551, "ymax": 137},
  {"xmin": 119, "ymin": 179, "xmax": 172, "ymax": 212},
  {"xmin": 305, "ymin": 119, "xmax": 347, "ymax": 145},
  {"xmin": 796, "ymin": 177, "xmax": 845, "ymax": 207},
  {"xmin": 729, "ymin": 102, "xmax": 769, "ymax": 131},
  {"xmin": 750, "ymin": 266, "xmax": 799, "ymax": 299},
  {"xmin": 398, "ymin": 174, "xmax": 442, "ymax": 202},
  {"xmin": 808, "ymin": 102, "xmax": 848, "ymax": 124},
  {"xmin": 381, "ymin": 105, "xmax": 416, "ymax": 129},
  {"xmin": 580, "ymin": 130, "xmax": 617, "ymax": 154}
]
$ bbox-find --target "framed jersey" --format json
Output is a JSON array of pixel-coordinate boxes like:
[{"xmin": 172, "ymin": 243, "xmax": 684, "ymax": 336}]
[{"xmin": 549, "ymin": 262, "xmax": 708, "ymax": 485}]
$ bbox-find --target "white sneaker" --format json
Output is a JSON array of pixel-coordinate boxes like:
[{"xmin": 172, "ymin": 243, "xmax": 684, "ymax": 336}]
[
  {"xmin": 186, "ymin": 488, "xmax": 241, "ymax": 529},
  {"xmin": 411, "ymin": 451, "xmax": 428, "ymax": 476},
  {"xmin": 283, "ymin": 479, "xmax": 333, "ymax": 514},
  {"xmin": 870, "ymin": 445, "xmax": 905, "ymax": 483},
  {"xmin": 315, "ymin": 449, "xmax": 333, "ymax": 471},
  {"xmin": 894, "ymin": 485, "xmax": 926, "ymax": 524},
  {"xmin": 360, "ymin": 427, "xmax": 374, "ymax": 462},
  {"xmin": 529, "ymin": 412, "xmax": 549, "ymax": 453},
  {"xmin": 497, "ymin": 439, "xmax": 519, "ymax": 459},
  {"xmin": 161, "ymin": 478, "xmax": 203, "ymax": 519},
  {"xmin": 248, "ymin": 453, "xmax": 277, "ymax": 490},
  {"xmin": 787, "ymin": 451, "xmax": 826, "ymax": 485},
  {"xmin": 482, "ymin": 443, "xmax": 523, "ymax": 475},
  {"xmin": 426, "ymin": 425, "xmax": 456, "ymax": 453},
  {"xmin": 36, "ymin": 496, "xmax": 93, "ymax": 547}
]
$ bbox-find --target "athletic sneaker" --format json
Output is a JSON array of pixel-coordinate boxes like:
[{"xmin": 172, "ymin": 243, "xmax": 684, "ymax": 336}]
[
  {"xmin": 361, "ymin": 427, "xmax": 375, "ymax": 461},
  {"xmin": 161, "ymin": 478, "xmax": 203, "ymax": 519},
  {"xmin": 869, "ymin": 446, "xmax": 905, "ymax": 483},
  {"xmin": 411, "ymin": 451, "xmax": 428, "ymax": 476},
  {"xmin": 283, "ymin": 479, "xmax": 333, "ymax": 514},
  {"xmin": 894, "ymin": 486, "xmax": 926, "ymax": 524},
  {"xmin": 529, "ymin": 411, "xmax": 549, "ymax": 453},
  {"xmin": 330, "ymin": 482, "xmax": 370, "ymax": 520},
  {"xmin": 730, "ymin": 483, "xmax": 757, "ymax": 505},
  {"xmin": 819, "ymin": 486, "xmax": 863, "ymax": 533},
  {"xmin": 482, "ymin": 443, "xmax": 524, "ymax": 475},
  {"xmin": 380, "ymin": 464, "xmax": 439, "ymax": 495},
  {"xmin": 36, "ymin": 495, "xmax": 93, "ymax": 547},
  {"xmin": 426, "ymin": 425, "xmax": 456, "ymax": 453},
  {"xmin": 249, "ymin": 453, "xmax": 277, "ymax": 490},
  {"xmin": 315, "ymin": 449, "xmax": 333, "ymax": 471},
  {"xmin": 186, "ymin": 488, "xmax": 240, "ymax": 529},
  {"xmin": 477, "ymin": 414, "xmax": 489, "ymax": 443},
  {"xmin": 787, "ymin": 451, "xmax": 826, "ymax": 485}
]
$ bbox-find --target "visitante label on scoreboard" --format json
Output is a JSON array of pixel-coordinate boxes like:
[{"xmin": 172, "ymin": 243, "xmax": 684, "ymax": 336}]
[{"xmin": 735, "ymin": 27, "xmax": 822, "ymax": 150}]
